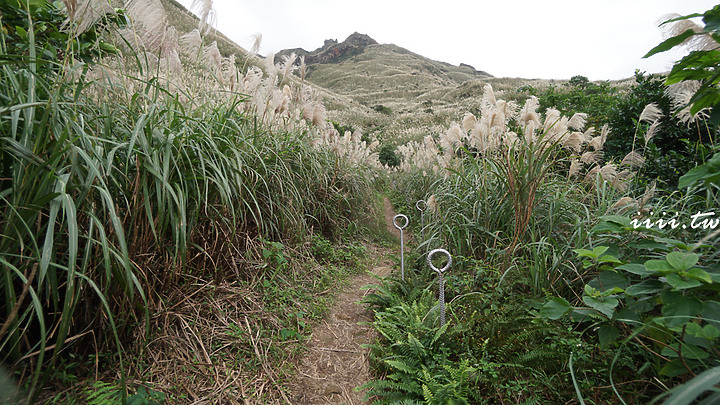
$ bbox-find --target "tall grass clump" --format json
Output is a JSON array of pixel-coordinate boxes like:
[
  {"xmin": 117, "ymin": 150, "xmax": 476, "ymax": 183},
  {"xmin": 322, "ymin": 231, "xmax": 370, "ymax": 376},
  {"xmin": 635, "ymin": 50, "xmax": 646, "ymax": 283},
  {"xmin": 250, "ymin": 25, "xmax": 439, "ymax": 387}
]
[
  {"xmin": 1, "ymin": 1, "xmax": 379, "ymax": 401},
  {"xmin": 392, "ymin": 84, "xmax": 637, "ymax": 294}
]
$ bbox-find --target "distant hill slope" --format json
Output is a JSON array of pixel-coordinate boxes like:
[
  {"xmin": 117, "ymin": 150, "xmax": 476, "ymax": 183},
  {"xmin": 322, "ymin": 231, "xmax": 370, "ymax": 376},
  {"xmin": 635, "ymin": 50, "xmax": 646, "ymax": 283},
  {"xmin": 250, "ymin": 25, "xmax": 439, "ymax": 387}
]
[
  {"xmin": 160, "ymin": 1, "xmax": 618, "ymax": 144},
  {"xmin": 160, "ymin": 0, "xmax": 371, "ymax": 118},
  {"xmin": 278, "ymin": 33, "xmax": 493, "ymax": 107}
]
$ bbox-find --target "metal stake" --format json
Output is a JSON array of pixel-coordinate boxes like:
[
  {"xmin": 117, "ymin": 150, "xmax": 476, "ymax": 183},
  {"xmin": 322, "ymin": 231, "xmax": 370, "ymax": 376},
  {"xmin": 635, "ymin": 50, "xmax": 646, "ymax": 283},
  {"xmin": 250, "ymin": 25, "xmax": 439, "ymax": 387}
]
[
  {"xmin": 416, "ymin": 200, "xmax": 427, "ymax": 242},
  {"xmin": 427, "ymin": 248, "xmax": 452, "ymax": 326},
  {"xmin": 393, "ymin": 214, "xmax": 409, "ymax": 280}
]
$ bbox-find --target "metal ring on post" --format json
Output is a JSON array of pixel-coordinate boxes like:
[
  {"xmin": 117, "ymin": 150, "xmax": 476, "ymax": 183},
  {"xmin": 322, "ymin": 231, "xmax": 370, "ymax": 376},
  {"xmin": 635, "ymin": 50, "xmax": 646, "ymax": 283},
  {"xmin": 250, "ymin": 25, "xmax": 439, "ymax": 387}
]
[
  {"xmin": 427, "ymin": 248, "xmax": 452, "ymax": 326},
  {"xmin": 427, "ymin": 249, "xmax": 452, "ymax": 274},
  {"xmin": 416, "ymin": 200, "xmax": 427, "ymax": 242},
  {"xmin": 393, "ymin": 214, "xmax": 409, "ymax": 280},
  {"xmin": 393, "ymin": 214, "xmax": 409, "ymax": 230}
]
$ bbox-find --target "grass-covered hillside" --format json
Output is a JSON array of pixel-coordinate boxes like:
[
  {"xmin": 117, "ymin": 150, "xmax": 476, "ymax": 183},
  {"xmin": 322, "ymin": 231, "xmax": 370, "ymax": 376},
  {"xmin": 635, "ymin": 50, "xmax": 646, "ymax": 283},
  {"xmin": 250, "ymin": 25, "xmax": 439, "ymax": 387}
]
[{"xmin": 2, "ymin": 1, "xmax": 720, "ymax": 404}]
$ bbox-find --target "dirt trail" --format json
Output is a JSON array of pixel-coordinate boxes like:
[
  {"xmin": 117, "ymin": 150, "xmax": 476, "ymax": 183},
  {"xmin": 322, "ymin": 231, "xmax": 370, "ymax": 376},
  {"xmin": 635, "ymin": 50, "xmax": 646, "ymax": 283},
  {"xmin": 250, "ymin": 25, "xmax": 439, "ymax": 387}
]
[{"xmin": 289, "ymin": 199, "xmax": 399, "ymax": 404}]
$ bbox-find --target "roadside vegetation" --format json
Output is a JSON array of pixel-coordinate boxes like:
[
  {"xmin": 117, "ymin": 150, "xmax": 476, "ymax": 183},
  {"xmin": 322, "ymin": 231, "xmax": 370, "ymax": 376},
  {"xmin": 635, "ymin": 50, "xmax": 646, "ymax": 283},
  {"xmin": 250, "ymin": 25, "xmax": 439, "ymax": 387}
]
[
  {"xmin": 0, "ymin": 0, "xmax": 381, "ymax": 403},
  {"xmin": 366, "ymin": 5, "xmax": 720, "ymax": 404}
]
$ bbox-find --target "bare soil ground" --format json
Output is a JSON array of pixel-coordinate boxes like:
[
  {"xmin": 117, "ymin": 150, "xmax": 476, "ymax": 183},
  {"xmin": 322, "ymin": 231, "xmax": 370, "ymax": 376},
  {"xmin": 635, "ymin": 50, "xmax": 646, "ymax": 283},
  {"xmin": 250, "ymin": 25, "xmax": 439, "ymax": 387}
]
[{"xmin": 288, "ymin": 199, "xmax": 399, "ymax": 404}]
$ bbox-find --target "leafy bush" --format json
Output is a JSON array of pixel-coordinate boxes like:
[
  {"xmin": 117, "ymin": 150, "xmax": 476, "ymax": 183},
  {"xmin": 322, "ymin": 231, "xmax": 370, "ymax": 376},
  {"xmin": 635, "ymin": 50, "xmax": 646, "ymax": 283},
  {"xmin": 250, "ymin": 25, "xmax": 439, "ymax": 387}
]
[
  {"xmin": 604, "ymin": 72, "xmax": 714, "ymax": 188},
  {"xmin": 379, "ymin": 143, "xmax": 400, "ymax": 167}
]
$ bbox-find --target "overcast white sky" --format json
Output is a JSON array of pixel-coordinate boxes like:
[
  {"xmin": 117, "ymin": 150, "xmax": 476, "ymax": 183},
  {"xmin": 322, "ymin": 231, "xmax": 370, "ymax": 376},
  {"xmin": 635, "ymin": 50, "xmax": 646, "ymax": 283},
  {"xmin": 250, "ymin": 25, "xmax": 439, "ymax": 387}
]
[{"xmin": 176, "ymin": 0, "xmax": 717, "ymax": 81}]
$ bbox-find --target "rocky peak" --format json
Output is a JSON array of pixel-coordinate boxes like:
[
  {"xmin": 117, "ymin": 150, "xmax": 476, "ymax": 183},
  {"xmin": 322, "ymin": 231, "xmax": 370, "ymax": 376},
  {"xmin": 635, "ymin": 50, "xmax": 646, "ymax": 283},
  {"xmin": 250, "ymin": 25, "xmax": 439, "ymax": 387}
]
[{"xmin": 278, "ymin": 33, "xmax": 378, "ymax": 66}]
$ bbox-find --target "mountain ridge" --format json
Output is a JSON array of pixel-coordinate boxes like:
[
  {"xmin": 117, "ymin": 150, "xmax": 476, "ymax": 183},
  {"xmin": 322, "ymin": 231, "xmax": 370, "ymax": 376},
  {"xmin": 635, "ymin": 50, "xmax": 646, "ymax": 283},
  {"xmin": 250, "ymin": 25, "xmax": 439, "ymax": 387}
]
[{"xmin": 277, "ymin": 32, "xmax": 492, "ymax": 78}]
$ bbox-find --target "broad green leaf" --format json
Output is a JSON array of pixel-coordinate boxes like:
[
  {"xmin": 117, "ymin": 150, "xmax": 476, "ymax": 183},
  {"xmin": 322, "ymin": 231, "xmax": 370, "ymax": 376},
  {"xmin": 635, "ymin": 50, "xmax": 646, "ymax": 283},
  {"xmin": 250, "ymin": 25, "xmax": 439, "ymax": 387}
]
[
  {"xmin": 592, "ymin": 216, "xmax": 630, "ymax": 233},
  {"xmin": 591, "ymin": 221, "xmax": 624, "ymax": 233},
  {"xmin": 573, "ymin": 248, "xmax": 595, "ymax": 259},
  {"xmin": 685, "ymin": 322, "xmax": 720, "ymax": 340},
  {"xmin": 679, "ymin": 153, "xmax": 720, "ymax": 188},
  {"xmin": 687, "ymin": 267, "xmax": 712, "ymax": 284},
  {"xmin": 700, "ymin": 300, "xmax": 720, "ymax": 321},
  {"xmin": 625, "ymin": 280, "xmax": 665, "ymax": 296},
  {"xmin": 661, "ymin": 342, "xmax": 710, "ymax": 360},
  {"xmin": 660, "ymin": 359, "xmax": 690, "ymax": 378},
  {"xmin": 708, "ymin": 271, "xmax": 720, "ymax": 283},
  {"xmin": 618, "ymin": 263, "xmax": 655, "ymax": 277},
  {"xmin": 661, "ymin": 291, "xmax": 704, "ymax": 328},
  {"xmin": 593, "ymin": 246, "xmax": 610, "ymax": 257},
  {"xmin": 540, "ymin": 297, "xmax": 573, "ymax": 320},
  {"xmin": 645, "ymin": 259, "xmax": 674, "ymax": 274},
  {"xmin": 634, "ymin": 239, "xmax": 673, "ymax": 252},
  {"xmin": 666, "ymin": 252, "xmax": 700, "ymax": 271},
  {"xmin": 584, "ymin": 284, "xmax": 600, "ymax": 297},
  {"xmin": 667, "ymin": 273, "xmax": 703, "ymax": 290},
  {"xmin": 654, "ymin": 238, "xmax": 689, "ymax": 250},
  {"xmin": 644, "ymin": 29, "xmax": 696, "ymax": 58},
  {"xmin": 583, "ymin": 295, "xmax": 619, "ymax": 318},
  {"xmin": 615, "ymin": 307, "xmax": 642, "ymax": 324},
  {"xmin": 596, "ymin": 270, "xmax": 628, "ymax": 291},
  {"xmin": 598, "ymin": 324, "xmax": 619, "ymax": 348},
  {"xmin": 599, "ymin": 254, "xmax": 622, "ymax": 264},
  {"xmin": 570, "ymin": 308, "xmax": 604, "ymax": 322}
]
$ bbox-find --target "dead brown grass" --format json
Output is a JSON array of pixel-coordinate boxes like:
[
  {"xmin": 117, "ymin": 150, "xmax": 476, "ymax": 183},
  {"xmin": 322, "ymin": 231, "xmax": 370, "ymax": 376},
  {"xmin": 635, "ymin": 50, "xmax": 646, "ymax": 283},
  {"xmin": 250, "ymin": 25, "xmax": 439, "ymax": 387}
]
[{"xmin": 132, "ymin": 276, "xmax": 294, "ymax": 404}]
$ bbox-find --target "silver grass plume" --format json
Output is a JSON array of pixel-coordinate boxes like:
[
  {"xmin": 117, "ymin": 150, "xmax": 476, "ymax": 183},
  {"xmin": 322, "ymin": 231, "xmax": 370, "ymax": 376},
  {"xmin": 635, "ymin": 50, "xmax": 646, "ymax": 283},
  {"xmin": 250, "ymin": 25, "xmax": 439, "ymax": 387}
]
[
  {"xmin": 427, "ymin": 195, "xmax": 437, "ymax": 214},
  {"xmin": 221, "ymin": 54, "xmax": 238, "ymax": 89},
  {"xmin": 125, "ymin": 0, "xmax": 168, "ymax": 53},
  {"xmin": 190, "ymin": 0, "xmax": 217, "ymax": 34},
  {"xmin": 621, "ymin": 151, "xmax": 645, "ymax": 167},
  {"xmin": 588, "ymin": 124, "xmax": 609, "ymax": 151},
  {"xmin": 600, "ymin": 124, "xmax": 610, "ymax": 147},
  {"xmin": 612, "ymin": 196, "xmax": 638, "ymax": 211},
  {"xmin": 164, "ymin": 49, "xmax": 182, "ymax": 75},
  {"xmin": 666, "ymin": 81, "xmax": 710, "ymax": 125},
  {"xmin": 567, "ymin": 113, "xmax": 587, "ymax": 131},
  {"xmin": 543, "ymin": 108, "xmax": 561, "ymax": 133},
  {"xmin": 162, "ymin": 26, "xmax": 179, "ymax": 57},
  {"xmin": 568, "ymin": 159, "xmax": 583, "ymax": 178},
  {"xmin": 563, "ymin": 132, "xmax": 584, "ymax": 153},
  {"xmin": 264, "ymin": 52, "xmax": 278, "ymax": 86},
  {"xmin": 612, "ymin": 169, "xmax": 634, "ymax": 192},
  {"xmin": 280, "ymin": 53, "xmax": 297, "ymax": 78},
  {"xmin": 66, "ymin": 0, "xmax": 116, "ymax": 35},
  {"xmin": 299, "ymin": 55, "xmax": 307, "ymax": 82},
  {"xmin": 644, "ymin": 121, "xmax": 661, "ymax": 146},
  {"xmin": 481, "ymin": 83, "xmax": 497, "ymax": 110},
  {"xmin": 203, "ymin": 41, "xmax": 222, "ymax": 73},
  {"xmin": 462, "ymin": 112, "xmax": 477, "ymax": 132},
  {"xmin": 660, "ymin": 13, "xmax": 718, "ymax": 52},
  {"xmin": 588, "ymin": 136, "xmax": 603, "ymax": 151},
  {"xmin": 640, "ymin": 181, "xmax": 657, "ymax": 207},
  {"xmin": 584, "ymin": 166, "xmax": 601, "ymax": 183},
  {"xmin": 180, "ymin": 29, "xmax": 202, "ymax": 57},
  {"xmin": 599, "ymin": 163, "xmax": 618, "ymax": 182},
  {"xmin": 582, "ymin": 127, "xmax": 596, "ymax": 144},
  {"xmin": 61, "ymin": 0, "xmax": 78, "ymax": 19},
  {"xmin": 518, "ymin": 96, "xmax": 541, "ymax": 128},
  {"xmin": 639, "ymin": 103, "xmax": 663, "ymax": 123},
  {"xmin": 580, "ymin": 151, "xmax": 603, "ymax": 165},
  {"xmin": 250, "ymin": 33, "xmax": 262, "ymax": 55}
]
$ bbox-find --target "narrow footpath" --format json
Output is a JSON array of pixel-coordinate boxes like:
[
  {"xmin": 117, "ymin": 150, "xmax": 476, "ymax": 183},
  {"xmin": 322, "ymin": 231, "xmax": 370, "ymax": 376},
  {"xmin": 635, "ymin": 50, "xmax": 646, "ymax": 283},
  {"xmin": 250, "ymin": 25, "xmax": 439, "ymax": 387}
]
[{"xmin": 289, "ymin": 198, "xmax": 401, "ymax": 404}]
